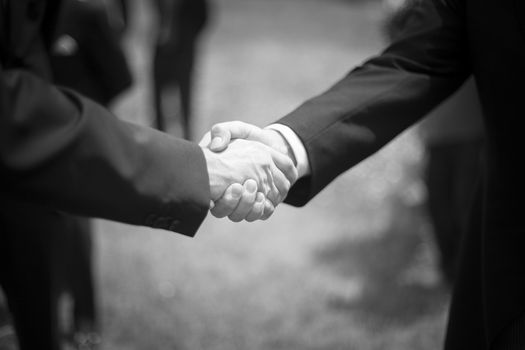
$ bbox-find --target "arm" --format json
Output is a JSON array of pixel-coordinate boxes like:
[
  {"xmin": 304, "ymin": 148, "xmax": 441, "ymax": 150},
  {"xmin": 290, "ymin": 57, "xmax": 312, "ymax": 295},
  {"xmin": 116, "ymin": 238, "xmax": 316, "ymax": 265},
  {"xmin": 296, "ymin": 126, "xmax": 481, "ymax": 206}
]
[
  {"xmin": 278, "ymin": 0, "xmax": 470, "ymax": 205},
  {"xmin": 0, "ymin": 65, "xmax": 210, "ymax": 236},
  {"xmin": 0, "ymin": 65, "xmax": 296, "ymax": 231},
  {"xmin": 204, "ymin": 0, "xmax": 470, "ymax": 210}
]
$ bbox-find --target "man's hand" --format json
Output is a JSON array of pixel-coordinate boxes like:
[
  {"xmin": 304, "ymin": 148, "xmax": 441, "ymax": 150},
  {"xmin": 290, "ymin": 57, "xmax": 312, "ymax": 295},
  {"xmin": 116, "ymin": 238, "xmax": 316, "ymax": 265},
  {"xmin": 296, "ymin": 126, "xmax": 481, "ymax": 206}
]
[
  {"xmin": 210, "ymin": 179, "xmax": 273, "ymax": 222},
  {"xmin": 207, "ymin": 121, "xmax": 296, "ymax": 165},
  {"xmin": 200, "ymin": 121, "xmax": 298, "ymax": 221},
  {"xmin": 201, "ymin": 138, "xmax": 297, "ymax": 220}
]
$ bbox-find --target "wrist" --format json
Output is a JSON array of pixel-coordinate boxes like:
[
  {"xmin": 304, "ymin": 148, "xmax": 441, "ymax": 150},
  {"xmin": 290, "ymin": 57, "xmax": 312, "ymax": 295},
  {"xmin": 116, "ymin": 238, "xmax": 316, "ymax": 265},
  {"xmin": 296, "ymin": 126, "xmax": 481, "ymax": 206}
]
[
  {"xmin": 265, "ymin": 124, "xmax": 310, "ymax": 178},
  {"xmin": 201, "ymin": 147, "xmax": 225, "ymax": 201},
  {"xmin": 267, "ymin": 130, "xmax": 297, "ymax": 166}
]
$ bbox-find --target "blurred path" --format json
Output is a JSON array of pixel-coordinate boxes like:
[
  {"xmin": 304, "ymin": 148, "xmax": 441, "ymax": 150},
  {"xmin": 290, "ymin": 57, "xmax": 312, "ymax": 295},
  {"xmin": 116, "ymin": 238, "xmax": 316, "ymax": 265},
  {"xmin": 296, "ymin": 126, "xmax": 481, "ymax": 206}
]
[{"xmin": 99, "ymin": 0, "xmax": 449, "ymax": 349}]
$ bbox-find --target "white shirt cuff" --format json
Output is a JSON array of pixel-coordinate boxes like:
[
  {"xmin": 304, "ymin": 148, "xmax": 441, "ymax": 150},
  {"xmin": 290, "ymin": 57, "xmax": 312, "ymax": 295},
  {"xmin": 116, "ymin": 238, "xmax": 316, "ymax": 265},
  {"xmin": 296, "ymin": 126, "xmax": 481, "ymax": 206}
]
[{"xmin": 266, "ymin": 124, "xmax": 311, "ymax": 178}]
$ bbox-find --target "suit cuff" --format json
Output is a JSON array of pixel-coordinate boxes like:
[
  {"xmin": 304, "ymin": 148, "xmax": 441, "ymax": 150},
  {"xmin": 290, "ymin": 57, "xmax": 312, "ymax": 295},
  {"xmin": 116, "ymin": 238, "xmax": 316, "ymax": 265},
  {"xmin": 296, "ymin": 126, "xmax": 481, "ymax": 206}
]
[{"xmin": 266, "ymin": 123, "xmax": 311, "ymax": 178}]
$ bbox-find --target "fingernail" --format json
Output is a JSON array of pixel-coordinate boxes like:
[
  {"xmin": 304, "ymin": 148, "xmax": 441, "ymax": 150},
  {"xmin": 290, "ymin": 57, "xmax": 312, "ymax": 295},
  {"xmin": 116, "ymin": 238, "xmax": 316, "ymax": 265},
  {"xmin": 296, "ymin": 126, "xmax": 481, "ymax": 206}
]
[
  {"xmin": 245, "ymin": 180, "xmax": 257, "ymax": 193},
  {"xmin": 210, "ymin": 137, "xmax": 222, "ymax": 149}
]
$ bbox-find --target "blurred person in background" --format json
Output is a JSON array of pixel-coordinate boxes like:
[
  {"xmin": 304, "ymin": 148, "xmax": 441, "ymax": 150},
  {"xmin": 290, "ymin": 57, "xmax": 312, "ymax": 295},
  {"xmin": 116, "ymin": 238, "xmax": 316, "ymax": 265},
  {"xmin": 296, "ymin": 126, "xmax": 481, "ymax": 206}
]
[
  {"xmin": 203, "ymin": 0, "xmax": 525, "ymax": 348},
  {"xmin": 1, "ymin": 0, "xmax": 132, "ymax": 349},
  {"xmin": 51, "ymin": 0, "xmax": 132, "ymax": 106},
  {"xmin": 0, "ymin": 1, "xmax": 295, "ymax": 350},
  {"xmin": 382, "ymin": 0, "xmax": 485, "ymax": 286},
  {"xmin": 151, "ymin": 0, "xmax": 209, "ymax": 139},
  {"xmin": 116, "ymin": 0, "xmax": 209, "ymax": 139},
  {"xmin": 49, "ymin": 0, "xmax": 133, "ymax": 347}
]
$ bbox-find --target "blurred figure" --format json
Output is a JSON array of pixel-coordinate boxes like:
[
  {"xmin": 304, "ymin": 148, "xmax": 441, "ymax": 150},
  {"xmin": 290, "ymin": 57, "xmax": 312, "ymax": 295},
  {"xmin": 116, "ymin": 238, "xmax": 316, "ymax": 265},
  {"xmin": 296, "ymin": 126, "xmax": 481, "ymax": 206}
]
[
  {"xmin": 0, "ymin": 0, "xmax": 132, "ymax": 349},
  {"xmin": 116, "ymin": 0, "xmax": 209, "ymax": 139},
  {"xmin": 383, "ymin": 0, "xmax": 485, "ymax": 286},
  {"xmin": 151, "ymin": 0, "xmax": 209, "ymax": 139},
  {"xmin": 51, "ymin": 0, "xmax": 132, "ymax": 106},
  {"xmin": 116, "ymin": 0, "xmax": 209, "ymax": 140},
  {"xmin": 50, "ymin": 0, "xmax": 133, "ymax": 347}
]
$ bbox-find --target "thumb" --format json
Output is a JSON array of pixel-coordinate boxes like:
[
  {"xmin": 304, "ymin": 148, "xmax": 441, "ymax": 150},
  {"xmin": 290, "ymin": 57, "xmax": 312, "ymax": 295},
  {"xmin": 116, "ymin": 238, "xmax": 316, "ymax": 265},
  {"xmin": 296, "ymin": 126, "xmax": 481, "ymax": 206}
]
[
  {"xmin": 209, "ymin": 121, "xmax": 261, "ymax": 152},
  {"xmin": 209, "ymin": 123, "xmax": 233, "ymax": 151},
  {"xmin": 198, "ymin": 131, "xmax": 212, "ymax": 147}
]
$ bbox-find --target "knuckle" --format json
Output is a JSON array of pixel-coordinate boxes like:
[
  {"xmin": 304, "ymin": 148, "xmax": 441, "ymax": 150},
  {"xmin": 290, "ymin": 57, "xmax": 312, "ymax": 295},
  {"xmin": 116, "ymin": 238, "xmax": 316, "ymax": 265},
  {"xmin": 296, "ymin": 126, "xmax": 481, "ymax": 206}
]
[{"xmin": 211, "ymin": 123, "xmax": 223, "ymax": 134}]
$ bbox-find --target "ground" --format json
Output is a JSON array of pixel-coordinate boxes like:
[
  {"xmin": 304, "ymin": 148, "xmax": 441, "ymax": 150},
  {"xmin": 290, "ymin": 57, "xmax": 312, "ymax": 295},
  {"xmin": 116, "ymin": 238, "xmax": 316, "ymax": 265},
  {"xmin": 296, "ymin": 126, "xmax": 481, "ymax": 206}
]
[{"xmin": 96, "ymin": 0, "xmax": 450, "ymax": 349}]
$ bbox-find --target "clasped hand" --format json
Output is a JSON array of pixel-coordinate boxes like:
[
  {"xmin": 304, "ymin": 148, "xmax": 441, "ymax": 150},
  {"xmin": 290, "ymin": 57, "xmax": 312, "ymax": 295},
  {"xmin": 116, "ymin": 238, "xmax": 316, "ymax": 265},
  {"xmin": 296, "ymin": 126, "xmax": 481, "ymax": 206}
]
[{"xmin": 200, "ymin": 121, "xmax": 298, "ymax": 222}]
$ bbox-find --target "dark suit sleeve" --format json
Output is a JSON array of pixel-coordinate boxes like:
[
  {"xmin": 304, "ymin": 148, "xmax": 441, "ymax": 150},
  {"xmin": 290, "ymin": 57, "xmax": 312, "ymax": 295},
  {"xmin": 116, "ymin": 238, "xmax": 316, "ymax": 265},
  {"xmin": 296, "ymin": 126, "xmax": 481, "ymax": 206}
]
[
  {"xmin": 0, "ymin": 65, "xmax": 210, "ymax": 236},
  {"xmin": 278, "ymin": 0, "xmax": 470, "ymax": 206}
]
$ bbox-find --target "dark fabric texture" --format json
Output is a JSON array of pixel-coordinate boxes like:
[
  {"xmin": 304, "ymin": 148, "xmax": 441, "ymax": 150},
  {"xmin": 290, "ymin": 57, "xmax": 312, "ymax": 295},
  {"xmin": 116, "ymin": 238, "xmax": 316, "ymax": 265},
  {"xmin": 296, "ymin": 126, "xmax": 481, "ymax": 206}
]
[
  {"xmin": 20, "ymin": 2, "xmax": 135, "ymax": 347},
  {"xmin": 492, "ymin": 312, "xmax": 525, "ymax": 350},
  {"xmin": 279, "ymin": 0, "xmax": 525, "ymax": 348},
  {"xmin": 0, "ymin": 0, "xmax": 210, "ymax": 236},
  {"xmin": 0, "ymin": 200, "xmax": 94, "ymax": 350},
  {"xmin": 1, "ymin": 2, "xmax": 211, "ymax": 349},
  {"xmin": 424, "ymin": 140, "xmax": 483, "ymax": 284},
  {"xmin": 151, "ymin": 0, "xmax": 209, "ymax": 138},
  {"xmin": 49, "ymin": 0, "xmax": 133, "ymax": 106}
]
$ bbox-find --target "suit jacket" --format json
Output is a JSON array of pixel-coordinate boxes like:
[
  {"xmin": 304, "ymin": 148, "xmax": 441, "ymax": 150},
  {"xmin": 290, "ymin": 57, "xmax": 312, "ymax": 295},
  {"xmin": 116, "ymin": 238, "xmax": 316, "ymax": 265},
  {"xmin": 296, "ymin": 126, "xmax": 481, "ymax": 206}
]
[
  {"xmin": 50, "ymin": 0, "xmax": 133, "ymax": 106},
  {"xmin": 416, "ymin": 77, "xmax": 484, "ymax": 144},
  {"xmin": 0, "ymin": 0, "xmax": 210, "ymax": 236},
  {"xmin": 279, "ymin": 0, "xmax": 525, "ymax": 348}
]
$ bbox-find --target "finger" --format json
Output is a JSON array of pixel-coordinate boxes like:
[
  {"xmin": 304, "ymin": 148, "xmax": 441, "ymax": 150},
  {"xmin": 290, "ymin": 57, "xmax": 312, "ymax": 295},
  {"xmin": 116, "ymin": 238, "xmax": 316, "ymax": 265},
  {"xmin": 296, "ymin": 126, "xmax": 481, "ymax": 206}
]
[
  {"xmin": 266, "ymin": 163, "xmax": 290, "ymax": 206},
  {"xmin": 245, "ymin": 192, "xmax": 266, "ymax": 222},
  {"xmin": 209, "ymin": 121, "xmax": 260, "ymax": 152},
  {"xmin": 210, "ymin": 183, "xmax": 243, "ymax": 218},
  {"xmin": 269, "ymin": 148, "xmax": 298, "ymax": 184},
  {"xmin": 261, "ymin": 199, "xmax": 275, "ymax": 220},
  {"xmin": 228, "ymin": 180, "xmax": 258, "ymax": 222}
]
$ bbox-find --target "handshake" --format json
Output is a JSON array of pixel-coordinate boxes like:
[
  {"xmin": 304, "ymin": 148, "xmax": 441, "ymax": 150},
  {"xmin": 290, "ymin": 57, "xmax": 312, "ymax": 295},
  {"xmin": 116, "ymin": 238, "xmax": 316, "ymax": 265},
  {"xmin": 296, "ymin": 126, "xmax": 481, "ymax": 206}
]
[{"xmin": 200, "ymin": 121, "xmax": 299, "ymax": 222}]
